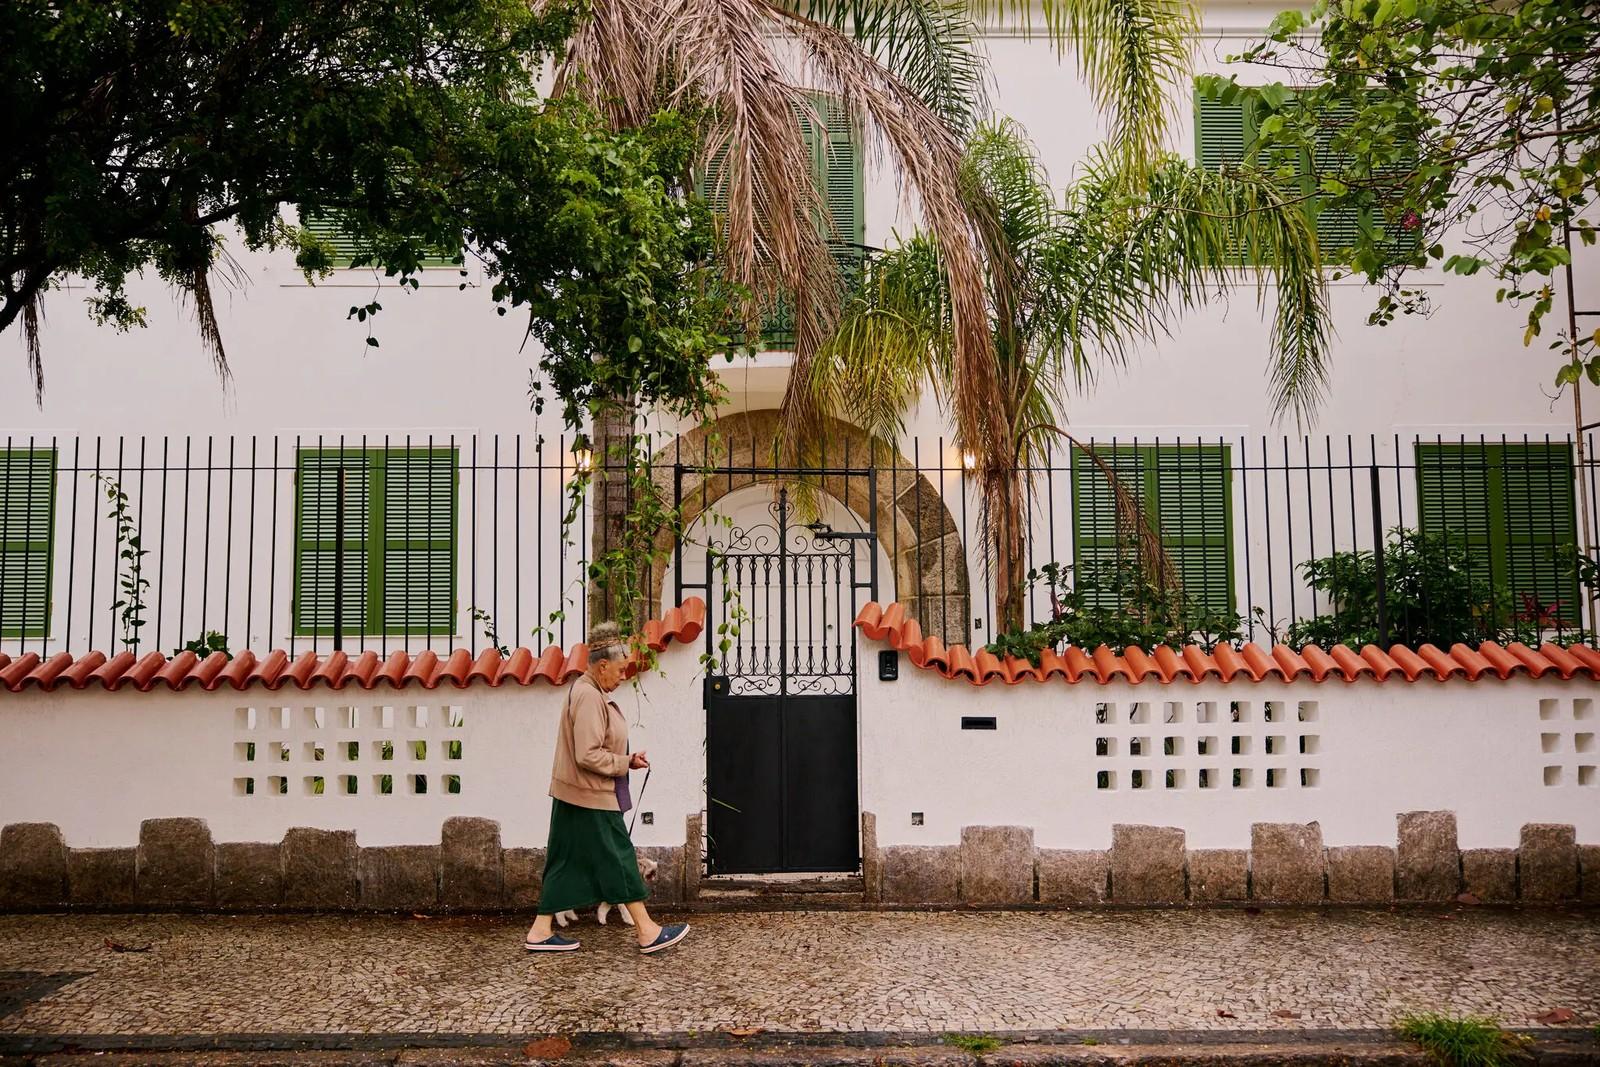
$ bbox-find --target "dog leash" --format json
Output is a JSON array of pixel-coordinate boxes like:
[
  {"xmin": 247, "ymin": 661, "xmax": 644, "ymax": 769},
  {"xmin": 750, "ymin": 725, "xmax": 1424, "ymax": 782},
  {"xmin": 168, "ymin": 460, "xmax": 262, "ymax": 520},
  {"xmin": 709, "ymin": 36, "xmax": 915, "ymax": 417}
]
[{"xmin": 627, "ymin": 767, "xmax": 651, "ymax": 836}]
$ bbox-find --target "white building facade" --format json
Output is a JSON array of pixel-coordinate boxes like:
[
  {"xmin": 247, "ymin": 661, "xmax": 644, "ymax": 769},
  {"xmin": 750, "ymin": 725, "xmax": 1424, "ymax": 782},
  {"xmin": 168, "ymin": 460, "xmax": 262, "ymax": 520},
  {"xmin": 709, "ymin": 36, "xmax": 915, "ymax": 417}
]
[{"xmin": 3, "ymin": 2, "xmax": 1598, "ymax": 900}]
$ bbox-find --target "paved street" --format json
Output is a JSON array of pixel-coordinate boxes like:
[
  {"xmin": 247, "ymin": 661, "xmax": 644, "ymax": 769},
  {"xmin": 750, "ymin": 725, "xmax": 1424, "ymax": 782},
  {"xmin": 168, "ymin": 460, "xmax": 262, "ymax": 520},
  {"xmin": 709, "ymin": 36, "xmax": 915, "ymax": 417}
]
[{"xmin": 0, "ymin": 907, "xmax": 1596, "ymax": 1043}]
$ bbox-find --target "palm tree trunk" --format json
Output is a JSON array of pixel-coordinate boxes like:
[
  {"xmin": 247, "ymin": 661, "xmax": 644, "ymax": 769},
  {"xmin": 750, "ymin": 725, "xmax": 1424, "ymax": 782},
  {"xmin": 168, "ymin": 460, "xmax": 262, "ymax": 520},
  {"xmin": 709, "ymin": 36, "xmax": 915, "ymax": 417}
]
[{"xmin": 987, "ymin": 462, "xmax": 1028, "ymax": 634}]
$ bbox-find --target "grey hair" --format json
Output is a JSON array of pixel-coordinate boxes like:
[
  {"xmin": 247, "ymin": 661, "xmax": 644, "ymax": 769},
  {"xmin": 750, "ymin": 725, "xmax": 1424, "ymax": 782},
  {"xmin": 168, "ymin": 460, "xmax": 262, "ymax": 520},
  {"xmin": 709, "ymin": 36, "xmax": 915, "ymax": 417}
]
[{"xmin": 586, "ymin": 621, "xmax": 626, "ymax": 661}]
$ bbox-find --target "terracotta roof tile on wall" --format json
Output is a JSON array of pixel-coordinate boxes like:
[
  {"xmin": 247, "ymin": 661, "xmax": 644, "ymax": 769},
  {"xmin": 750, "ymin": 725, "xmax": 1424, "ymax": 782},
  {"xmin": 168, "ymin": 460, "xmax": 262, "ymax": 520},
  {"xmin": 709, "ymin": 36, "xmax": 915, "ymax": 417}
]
[
  {"xmin": 0, "ymin": 599, "xmax": 705, "ymax": 694},
  {"xmin": 854, "ymin": 601, "xmax": 1600, "ymax": 685}
]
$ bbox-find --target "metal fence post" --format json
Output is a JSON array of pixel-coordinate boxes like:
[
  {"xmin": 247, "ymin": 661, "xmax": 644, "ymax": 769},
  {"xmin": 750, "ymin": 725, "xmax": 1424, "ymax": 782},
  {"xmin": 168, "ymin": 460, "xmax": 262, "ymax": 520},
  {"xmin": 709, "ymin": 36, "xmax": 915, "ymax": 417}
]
[
  {"xmin": 1370, "ymin": 465, "xmax": 1388, "ymax": 647},
  {"xmin": 334, "ymin": 464, "xmax": 345, "ymax": 653}
]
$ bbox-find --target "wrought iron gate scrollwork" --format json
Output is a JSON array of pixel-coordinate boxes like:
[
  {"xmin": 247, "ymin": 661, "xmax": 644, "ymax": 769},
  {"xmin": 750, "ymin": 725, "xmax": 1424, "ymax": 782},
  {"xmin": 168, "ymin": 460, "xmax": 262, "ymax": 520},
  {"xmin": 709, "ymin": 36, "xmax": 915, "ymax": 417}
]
[{"xmin": 674, "ymin": 468, "xmax": 878, "ymax": 875}]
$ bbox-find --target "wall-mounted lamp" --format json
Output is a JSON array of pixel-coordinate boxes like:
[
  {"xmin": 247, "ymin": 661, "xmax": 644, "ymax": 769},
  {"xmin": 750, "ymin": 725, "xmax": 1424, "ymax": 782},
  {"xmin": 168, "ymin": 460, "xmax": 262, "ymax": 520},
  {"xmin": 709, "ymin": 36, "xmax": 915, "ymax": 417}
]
[
  {"xmin": 961, "ymin": 450, "xmax": 978, "ymax": 473},
  {"xmin": 571, "ymin": 433, "xmax": 593, "ymax": 474}
]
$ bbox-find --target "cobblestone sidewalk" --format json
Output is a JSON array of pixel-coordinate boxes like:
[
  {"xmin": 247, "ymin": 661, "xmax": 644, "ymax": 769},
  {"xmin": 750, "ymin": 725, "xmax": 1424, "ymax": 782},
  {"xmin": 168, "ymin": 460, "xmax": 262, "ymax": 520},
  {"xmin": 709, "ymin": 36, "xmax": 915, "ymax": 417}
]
[{"xmin": 0, "ymin": 908, "xmax": 1596, "ymax": 1039}]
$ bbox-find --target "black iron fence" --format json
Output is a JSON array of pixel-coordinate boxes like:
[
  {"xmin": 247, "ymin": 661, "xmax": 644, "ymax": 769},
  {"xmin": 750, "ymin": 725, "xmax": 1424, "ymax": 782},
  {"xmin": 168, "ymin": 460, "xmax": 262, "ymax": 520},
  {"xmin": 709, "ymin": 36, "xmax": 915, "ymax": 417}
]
[{"xmin": 2, "ymin": 430, "xmax": 1597, "ymax": 659}]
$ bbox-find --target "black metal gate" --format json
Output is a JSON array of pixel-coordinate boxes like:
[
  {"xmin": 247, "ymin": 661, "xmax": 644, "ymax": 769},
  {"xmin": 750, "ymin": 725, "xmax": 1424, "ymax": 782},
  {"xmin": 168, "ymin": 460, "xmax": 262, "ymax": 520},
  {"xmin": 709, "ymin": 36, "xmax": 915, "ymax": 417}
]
[{"xmin": 674, "ymin": 468, "xmax": 878, "ymax": 875}]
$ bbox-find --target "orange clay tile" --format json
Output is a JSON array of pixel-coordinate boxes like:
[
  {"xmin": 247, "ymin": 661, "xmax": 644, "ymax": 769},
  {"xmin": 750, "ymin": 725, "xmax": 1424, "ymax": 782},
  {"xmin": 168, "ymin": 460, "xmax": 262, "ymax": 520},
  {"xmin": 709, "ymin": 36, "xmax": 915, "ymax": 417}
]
[
  {"xmin": 852, "ymin": 601, "xmax": 1600, "ymax": 685},
  {"xmin": 0, "ymin": 598, "xmax": 704, "ymax": 694}
]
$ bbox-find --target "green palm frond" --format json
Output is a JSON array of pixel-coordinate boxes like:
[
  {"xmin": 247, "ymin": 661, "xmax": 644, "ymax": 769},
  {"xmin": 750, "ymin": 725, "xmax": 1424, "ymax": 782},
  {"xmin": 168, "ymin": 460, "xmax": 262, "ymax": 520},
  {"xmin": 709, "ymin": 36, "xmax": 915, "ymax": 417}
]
[
  {"xmin": 962, "ymin": 0, "xmax": 1199, "ymax": 176},
  {"xmin": 809, "ymin": 236, "xmax": 949, "ymax": 442},
  {"xmin": 795, "ymin": 0, "xmax": 992, "ymax": 136},
  {"xmin": 1045, "ymin": 150, "xmax": 1333, "ymax": 421}
]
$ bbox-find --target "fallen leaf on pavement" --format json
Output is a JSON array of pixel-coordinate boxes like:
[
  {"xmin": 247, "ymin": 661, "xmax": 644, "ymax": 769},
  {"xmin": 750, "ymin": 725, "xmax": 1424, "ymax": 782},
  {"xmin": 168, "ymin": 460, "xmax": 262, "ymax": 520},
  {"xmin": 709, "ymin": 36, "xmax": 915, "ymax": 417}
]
[
  {"xmin": 1456, "ymin": 892, "xmax": 1481, "ymax": 906},
  {"xmin": 1534, "ymin": 1008, "xmax": 1574, "ymax": 1025},
  {"xmin": 1271, "ymin": 1010, "xmax": 1300, "ymax": 1019},
  {"xmin": 104, "ymin": 939, "xmax": 151, "ymax": 953},
  {"xmin": 1216, "ymin": 1010, "xmax": 1236, "ymax": 1019},
  {"xmin": 523, "ymin": 1036, "xmax": 572, "ymax": 1059},
  {"xmin": 1361, "ymin": 934, "xmax": 1376, "ymax": 943},
  {"xmin": 726, "ymin": 1027, "xmax": 763, "ymax": 1037},
  {"xmin": 410, "ymin": 913, "xmax": 431, "ymax": 920}
]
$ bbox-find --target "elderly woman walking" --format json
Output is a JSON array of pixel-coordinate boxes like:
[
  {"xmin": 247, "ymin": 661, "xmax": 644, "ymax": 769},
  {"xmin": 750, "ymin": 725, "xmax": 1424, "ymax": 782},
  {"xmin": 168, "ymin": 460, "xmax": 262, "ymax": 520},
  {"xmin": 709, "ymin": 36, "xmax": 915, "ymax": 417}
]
[{"xmin": 524, "ymin": 622, "xmax": 690, "ymax": 955}]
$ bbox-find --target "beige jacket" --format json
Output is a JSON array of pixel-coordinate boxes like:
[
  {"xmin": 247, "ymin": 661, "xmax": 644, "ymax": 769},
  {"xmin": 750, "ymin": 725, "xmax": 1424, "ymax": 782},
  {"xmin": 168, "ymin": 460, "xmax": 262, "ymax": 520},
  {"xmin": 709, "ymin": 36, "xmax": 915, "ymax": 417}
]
[{"xmin": 548, "ymin": 673, "xmax": 630, "ymax": 810}]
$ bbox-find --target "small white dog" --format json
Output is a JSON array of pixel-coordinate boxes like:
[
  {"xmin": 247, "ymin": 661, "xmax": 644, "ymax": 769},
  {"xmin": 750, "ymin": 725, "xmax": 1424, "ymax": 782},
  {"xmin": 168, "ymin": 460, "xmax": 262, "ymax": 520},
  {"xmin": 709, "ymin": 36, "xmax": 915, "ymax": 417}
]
[{"xmin": 553, "ymin": 855, "xmax": 658, "ymax": 927}]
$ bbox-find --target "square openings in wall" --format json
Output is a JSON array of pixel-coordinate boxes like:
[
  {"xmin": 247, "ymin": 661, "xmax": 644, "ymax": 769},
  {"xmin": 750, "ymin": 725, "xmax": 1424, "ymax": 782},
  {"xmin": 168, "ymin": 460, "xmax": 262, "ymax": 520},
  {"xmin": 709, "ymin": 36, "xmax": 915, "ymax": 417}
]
[
  {"xmin": 1089, "ymin": 698, "xmax": 1323, "ymax": 791},
  {"xmin": 1539, "ymin": 699, "xmax": 1595, "ymax": 788},
  {"xmin": 234, "ymin": 705, "xmax": 468, "ymax": 799}
]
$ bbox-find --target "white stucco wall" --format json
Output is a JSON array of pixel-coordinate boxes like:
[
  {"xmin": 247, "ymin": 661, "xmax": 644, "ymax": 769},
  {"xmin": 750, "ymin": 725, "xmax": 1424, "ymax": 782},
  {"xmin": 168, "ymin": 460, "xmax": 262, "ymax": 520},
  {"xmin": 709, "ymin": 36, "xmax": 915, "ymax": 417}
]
[
  {"xmin": 4, "ymin": 3, "xmax": 1595, "ymax": 442},
  {"xmin": 3, "ymin": 636, "xmax": 1596, "ymax": 854}
]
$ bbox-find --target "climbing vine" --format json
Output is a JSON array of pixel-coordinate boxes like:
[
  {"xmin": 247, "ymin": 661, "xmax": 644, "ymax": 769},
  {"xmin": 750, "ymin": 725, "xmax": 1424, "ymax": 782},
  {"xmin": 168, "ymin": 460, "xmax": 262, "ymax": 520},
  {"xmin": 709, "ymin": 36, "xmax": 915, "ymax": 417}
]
[{"xmin": 93, "ymin": 474, "xmax": 150, "ymax": 652}]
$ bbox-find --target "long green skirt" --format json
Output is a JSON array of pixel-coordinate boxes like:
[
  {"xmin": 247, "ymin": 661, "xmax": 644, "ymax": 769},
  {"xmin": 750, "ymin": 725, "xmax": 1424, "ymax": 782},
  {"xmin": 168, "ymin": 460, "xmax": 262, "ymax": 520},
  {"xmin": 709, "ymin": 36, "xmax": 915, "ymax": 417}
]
[{"xmin": 536, "ymin": 797, "xmax": 650, "ymax": 915}]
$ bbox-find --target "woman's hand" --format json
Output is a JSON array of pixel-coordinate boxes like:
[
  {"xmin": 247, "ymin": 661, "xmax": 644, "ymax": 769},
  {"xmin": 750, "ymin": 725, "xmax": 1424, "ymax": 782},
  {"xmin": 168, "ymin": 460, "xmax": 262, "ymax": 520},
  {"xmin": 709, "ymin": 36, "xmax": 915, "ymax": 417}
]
[{"xmin": 629, "ymin": 751, "xmax": 650, "ymax": 770}]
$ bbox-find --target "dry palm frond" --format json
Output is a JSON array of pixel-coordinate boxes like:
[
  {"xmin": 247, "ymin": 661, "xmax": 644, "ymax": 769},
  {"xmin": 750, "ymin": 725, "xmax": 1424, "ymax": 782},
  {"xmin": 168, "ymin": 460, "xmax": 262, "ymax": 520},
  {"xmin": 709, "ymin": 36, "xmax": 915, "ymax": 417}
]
[
  {"xmin": 773, "ymin": 4, "xmax": 1005, "ymax": 464},
  {"xmin": 22, "ymin": 290, "xmax": 43, "ymax": 404},
  {"xmin": 792, "ymin": 0, "xmax": 993, "ymax": 136},
  {"xmin": 552, "ymin": 0, "xmax": 1008, "ymax": 471}
]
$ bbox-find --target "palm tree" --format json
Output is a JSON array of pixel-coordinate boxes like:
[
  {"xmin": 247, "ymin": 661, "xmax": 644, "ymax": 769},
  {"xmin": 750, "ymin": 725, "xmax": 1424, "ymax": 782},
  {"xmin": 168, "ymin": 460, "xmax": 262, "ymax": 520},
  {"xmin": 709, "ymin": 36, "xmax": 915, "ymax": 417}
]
[
  {"xmin": 807, "ymin": 121, "xmax": 1332, "ymax": 631},
  {"xmin": 549, "ymin": 0, "xmax": 1206, "ymax": 621}
]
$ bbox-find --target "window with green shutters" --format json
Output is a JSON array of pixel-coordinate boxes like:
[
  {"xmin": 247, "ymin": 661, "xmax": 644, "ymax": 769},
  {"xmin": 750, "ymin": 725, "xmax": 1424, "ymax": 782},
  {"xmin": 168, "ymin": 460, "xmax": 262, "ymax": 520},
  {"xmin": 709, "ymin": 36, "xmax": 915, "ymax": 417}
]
[
  {"xmin": 293, "ymin": 448, "xmax": 458, "ymax": 636},
  {"xmin": 698, "ymin": 93, "xmax": 865, "ymax": 346},
  {"xmin": 1071, "ymin": 445, "xmax": 1235, "ymax": 617},
  {"xmin": 1194, "ymin": 88, "xmax": 1416, "ymax": 264},
  {"xmin": 299, "ymin": 210, "xmax": 461, "ymax": 269},
  {"xmin": 1415, "ymin": 442, "xmax": 1579, "ymax": 624},
  {"xmin": 0, "ymin": 448, "xmax": 57, "ymax": 639}
]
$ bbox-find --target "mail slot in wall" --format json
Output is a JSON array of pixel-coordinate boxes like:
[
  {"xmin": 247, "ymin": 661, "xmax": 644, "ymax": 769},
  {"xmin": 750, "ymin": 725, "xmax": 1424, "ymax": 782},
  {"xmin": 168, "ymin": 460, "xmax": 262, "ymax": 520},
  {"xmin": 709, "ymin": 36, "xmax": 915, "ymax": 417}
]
[{"xmin": 961, "ymin": 716, "xmax": 997, "ymax": 731}]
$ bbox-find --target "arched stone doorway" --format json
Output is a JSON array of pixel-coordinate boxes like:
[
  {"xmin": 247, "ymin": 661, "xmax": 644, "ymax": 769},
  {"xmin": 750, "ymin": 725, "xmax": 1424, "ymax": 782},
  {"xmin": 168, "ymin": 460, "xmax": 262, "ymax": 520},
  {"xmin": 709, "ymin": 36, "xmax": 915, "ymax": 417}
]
[{"xmin": 644, "ymin": 410, "xmax": 970, "ymax": 647}]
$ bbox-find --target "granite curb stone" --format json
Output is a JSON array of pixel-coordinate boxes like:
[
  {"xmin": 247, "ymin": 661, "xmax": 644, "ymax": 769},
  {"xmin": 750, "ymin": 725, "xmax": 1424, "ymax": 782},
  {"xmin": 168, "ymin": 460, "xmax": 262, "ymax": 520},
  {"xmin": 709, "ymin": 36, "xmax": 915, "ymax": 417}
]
[
  {"xmin": 441, "ymin": 817, "xmax": 504, "ymax": 910},
  {"xmin": 0, "ymin": 823, "xmax": 68, "ymax": 907},
  {"xmin": 636, "ymin": 845, "xmax": 685, "ymax": 906},
  {"xmin": 861, "ymin": 812, "xmax": 882, "ymax": 904},
  {"xmin": 1580, "ymin": 843, "xmax": 1600, "ymax": 903},
  {"xmin": 1037, "ymin": 850, "xmax": 1110, "ymax": 905},
  {"xmin": 1519, "ymin": 823, "xmax": 1578, "ymax": 902},
  {"xmin": 1461, "ymin": 848, "xmax": 1517, "ymax": 903},
  {"xmin": 1326, "ymin": 846, "xmax": 1394, "ymax": 904},
  {"xmin": 882, "ymin": 845, "xmax": 960, "ymax": 903},
  {"xmin": 1110, "ymin": 825, "xmax": 1186, "ymax": 904},
  {"xmin": 1396, "ymin": 811, "xmax": 1458, "ymax": 902},
  {"xmin": 281, "ymin": 828, "xmax": 358, "ymax": 909},
  {"xmin": 66, "ymin": 847, "xmax": 136, "ymax": 906},
  {"xmin": 1186, "ymin": 849, "xmax": 1248, "ymax": 903},
  {"xmin": 1250, "ymin": 824, "xmax": 1324, "ymax": 904},
  {"xmin": 215, "ymin": 842, "xmax": 284, "ymax": 909},
  {"xmin": 961, "ymin": 826, "xmax": 1035, "ymax": 904},
  {"xmin": 137, "ymin": 818, "xmax": 214, "ymax": 907},
  {"xmin": 502, "ymin": 848, "xmax": 546, "ymax": 910},
  {"xmin": 359, "ymin": 846, "xmax": 440, "ymax": 910}
]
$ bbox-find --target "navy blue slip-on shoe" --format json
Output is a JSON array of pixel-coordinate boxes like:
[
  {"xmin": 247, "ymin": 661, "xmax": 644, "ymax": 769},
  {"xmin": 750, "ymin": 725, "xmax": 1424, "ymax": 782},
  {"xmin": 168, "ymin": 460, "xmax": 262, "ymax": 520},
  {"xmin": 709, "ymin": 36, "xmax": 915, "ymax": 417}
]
[
  {"xmin": 524, "ymin": 934, "xmax": 580, "ymax": 952},
  {"xmin": 638, "ymin": 923, "xmax": 690, "ymax": 955}
]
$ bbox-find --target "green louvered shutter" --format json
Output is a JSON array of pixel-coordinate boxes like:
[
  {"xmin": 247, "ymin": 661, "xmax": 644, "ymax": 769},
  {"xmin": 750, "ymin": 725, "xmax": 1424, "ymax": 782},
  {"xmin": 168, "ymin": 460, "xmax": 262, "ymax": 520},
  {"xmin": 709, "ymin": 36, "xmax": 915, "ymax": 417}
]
[
  {"xmin": 300, "ymin": 211, "xmax": 373, "ymax": 268},
  {"xmin": 1072, "ymin": 448, "xmax": 1147, "ymax": 610},
  {"xmin": 0, "ymin": 448, "xmax": 57, "ymax": 638},
  {"xmin": 1196, "ymin": 92, "xmax": 1250, "ymax": 170},
  {"xmin": 1306, "ymin": 99, "xmax": 1364, "ymax": 260},
  {"xmin": 1502, "ymin": 444, "xmax": 1578, "ymax": 622},
  {"xmin": 816, "ymin": 94, "xmax": 864, "ymax": 251},
  {"xmin": 379, "ymin": 449, "xmax": 457, "ymax": 634},
  {"xmin": 301, "ymin": 210, "xmax": 459, "ymax": 269},
  {"xmin": 1416, "ymin": 442, "xmax": 1579, "ymax": 624},
  {"xmin": 293, "ymin": 451, "xmax": 372, "ymax": 635},
  {"xmin": 1151, "ymin": 446, "xmax": 1235, "ymax": 617},
  {"xmin": 1073, "ymin": 446, "xmax": 1235, "ymax": 618}
]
